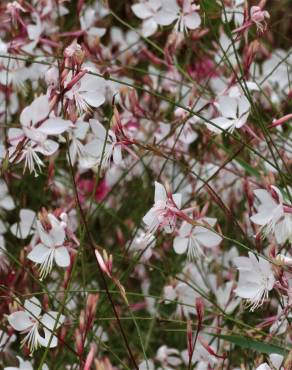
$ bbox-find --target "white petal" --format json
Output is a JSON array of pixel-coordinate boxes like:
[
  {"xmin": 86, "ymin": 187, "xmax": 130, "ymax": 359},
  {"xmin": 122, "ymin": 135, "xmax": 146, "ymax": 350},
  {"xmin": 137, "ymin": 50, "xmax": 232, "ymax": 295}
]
[
  {"xmin": 143, "ymin": 209, "xmax": 156, "ymax": 227},
  {"xmin": 173, "ymin": 236, "xmax": 188, "ymax": 254},
  {"xmin": 250, "ymin": 212, "xmax": 272, "ymax": 226},
  {"xmin": 20, "ymin": 95, "xmax": 50, "ymax": 126},
  {"xmin": 179, "ymin": 221, "xmax": 192, "ymax": 237},
  {"xmin": 253, "ymin": 189, "xmax": 276, "ymax": 207},
  {"xmin": 207, "ymin": 117, "xmax": 231, "ymax": 133},
  {"xmin": 51, "ymin": 226, "xmax": 65, "ymax": 246},
  {"xmin": 269, "ymin": 354, "xmax": 283, "ymax": 370},
  {"xmin": 37, "ymin": 221, "xmax": 54, "ymax": 247},
  {"xmin": 235, "ymin": 282, "xmax": 261, "ymax": 299},
  {"xmin": 41, "ymin": 311, "xmax": 65, "ymax": 329},
  {"xmin": 81, "ymin": 91, "xmax": 105, "ymax": 108},
  {"xmin": 39, "ymin": 118, "xmax": 72, "ymax": 135},
  {"xmin": 154, "ymin": 10, "xmax": 177, "ymax": 25},
  {"xmin": 172, "ymin": 193, "xmax": 182, "ymax": 208},
  {"xmin": 89, "ymin": 119, "xmax": 106, "ymax": 139},
  {"xmin": 142, "ymin": 18, "xmax": 158, "ymax": 37},
  {"xmin": 84, "ymin": 139, "xmax": 102, "ymax": 158},
  {"xmin": 183, "ymin": 12, "xmax": 201, "ymax": 29},
  {"xmin": 27, "ymin": 244, "xmax": 50, "ymax": 263},
  {"xmin": 233, "ymin": 256, "xmax": 251, "ymax": 270},
  {"xmin": 24, "ymin": 296, "xmax": 42, "ymax": 318},
  {"xmin": 217, "ymin": 96, "xmax": 237, "ymax": 118},
  {"xmin": 238, "ymin": 96, "xmax": 250, "ymax": 118},
  {"xmin": 8, "ymin": 311, "xmax": 32, "ymax": 331},
  {"xmin": 195, "ymin": 228, "xmax": 222, "ymax": 248},
  {"xmin": 0, "ymin": 196, "xmax": 15, "ymax": 211},
  {"xmin": 131, "ymin": 4, "xmax": 153, "ymax": 19},
  {"xmin": 154, "ymin": 182, "xmax": 167, "ymax": 202},
  {"xmin": 54, "ymin": 246, "xmax": 70, "ymax": 267},
  {"xmin": 113, "ymin": 145, "xmax": 122, "ymax": 165}
]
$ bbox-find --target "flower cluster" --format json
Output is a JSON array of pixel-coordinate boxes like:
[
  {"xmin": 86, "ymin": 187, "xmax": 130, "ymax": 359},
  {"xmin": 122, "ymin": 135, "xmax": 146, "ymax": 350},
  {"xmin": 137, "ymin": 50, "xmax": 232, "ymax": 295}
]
[{"xmin": 0, "ymin": 0, "xmax": 291, "ymax": 369}]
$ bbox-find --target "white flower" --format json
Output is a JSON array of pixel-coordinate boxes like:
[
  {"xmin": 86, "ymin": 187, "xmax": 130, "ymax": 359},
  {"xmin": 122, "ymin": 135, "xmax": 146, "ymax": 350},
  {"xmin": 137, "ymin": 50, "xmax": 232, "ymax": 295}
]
[
  {"xmin": 221, "ymin": 0, "xmax": 244, "ymax": 26},
  {"xmin": 154, "ymin": 0, "xmax": 201, "ymax": 33},
  {"xmin": 67, "ymin": 119, "xmax": 89, "ymax": 165},
  {"xmin": 8, "ymin": 296, "xmax": 65, "ymax": 353},
  {"xmin": 250, "ymin": 187, "xmax": 288, "ymax": 241},
  {"xmin": 84, "ymin": 119, "xmax": 122, "ymax": 170},
  {"xmin": 27, "ymin": 213, "xmax": 70, "ymax": 279},
  {"xmin": 127, "ymin": 229, "xmax": 156, "ymax": 262},
  {"xmin": 80, "ymin": 8, "xmax": 106, "ymax": 38},
  {"xmin": 132, "ymin": 0, "xmax": 200, "ymax": 36},
  {"xmin": 8, "ymin": 95, "xmax": 71, "ymax": 174},
  {"xmin": 163, "ymin": 281, "xmax": 198, "ymax": 318},
  {"xmin": 142, "ymin": 182, "xmax": 182, "ymax": 234},
  {"xmin": 0, "ymin": 180, "xmax": 15, "ymax": 211},
  {"xmin": 214, "ymin": 281, "xmax": 240, "ymax": 314},
  {"xmin": 131, "ymin": 0, "xmax": 161, "ymax": 37},
  {"xmin": 207, "ymin": 95, "xmax": 250, "ymax": 133},
  {"xmin": 269, "ymin": 354, "xmax": 284, "ymax": 370},
  {"xmin": 65, "ymin": 70, "xmax": 105, "ymax": 114},
  {"xmin": 10, "ymin": 209, "xmax": 36, "ymax": 239},
  {"xmin": 234, "ymin": 252, "xmax": 275, "ymax": 310},
  {"xmin": 173, "ymin": 218, "xmax": 222, "ymax": 259}
]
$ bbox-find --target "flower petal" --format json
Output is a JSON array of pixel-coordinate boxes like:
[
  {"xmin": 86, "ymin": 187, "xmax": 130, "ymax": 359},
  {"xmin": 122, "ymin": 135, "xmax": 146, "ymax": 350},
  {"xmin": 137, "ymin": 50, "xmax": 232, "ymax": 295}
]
[
  {"xmin": 8, "ymin": 311, "xmax": 32, "ymax": 331},
  {"xmin": 54, "ymin": 246, "xmax": 70, "ymax": 267},
  {"xmin": 24, "ymin": 296, "xmax": 42, "ymax": 318},
  {"xmin": 27, "ymin": 244, "xmax": 50, "ymax": 264},
  {"xmin": 173, "ymin": 236, "xmax": 188, "ymax": 254}
]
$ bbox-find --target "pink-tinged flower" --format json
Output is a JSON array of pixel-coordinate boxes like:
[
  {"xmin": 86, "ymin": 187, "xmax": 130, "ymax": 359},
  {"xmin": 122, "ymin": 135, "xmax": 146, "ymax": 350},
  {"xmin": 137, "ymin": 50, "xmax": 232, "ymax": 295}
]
[
  {"xmin": 10, "ymin": 209, "xmax": 36, "ymax": 239},
  {"xmin": 84, "ymin": 119, "xmax": 122, "ymax": 170},
  {"xmin": 8, "ymin": 95, "xmax": 71, "ymax": 175},
  {"xmin": 27, "ymin": 213, "xmax": 70, "ymax": 279},
  {"xmin": 207, "ymin": 95, "xmax": 250, "ymax": 133},
  {"xmin": 173, "ymin": 218, "xmax": 222, "ymax": 259},
  {"xmin": 250, "ymin": 6, "xmax": 270, "ymax": 32},
  {"xmin": 143, "ymin": 181, "xmax": 182, "ymax": 235},
  {"xmin": 233, "ymin": 252, "xmax": 275, "ymax": 311},
  {"xmin": 250, "ymin": 187, "xmax": 292, "ymax": 243},
  {"xmin": 232, "ymin": 4, "xmax": 270, "ymax": 35},
  {"xmin": 8, "ymin": 296, "xmax": 65, "ymax": 353}
]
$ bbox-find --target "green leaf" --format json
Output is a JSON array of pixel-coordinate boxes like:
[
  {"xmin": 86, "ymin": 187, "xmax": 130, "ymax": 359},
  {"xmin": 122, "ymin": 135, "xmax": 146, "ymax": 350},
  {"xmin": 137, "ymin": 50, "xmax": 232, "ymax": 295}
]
[{"xmin": 217, "ymin": 334, "xmax": 288, "ymax": 356}]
